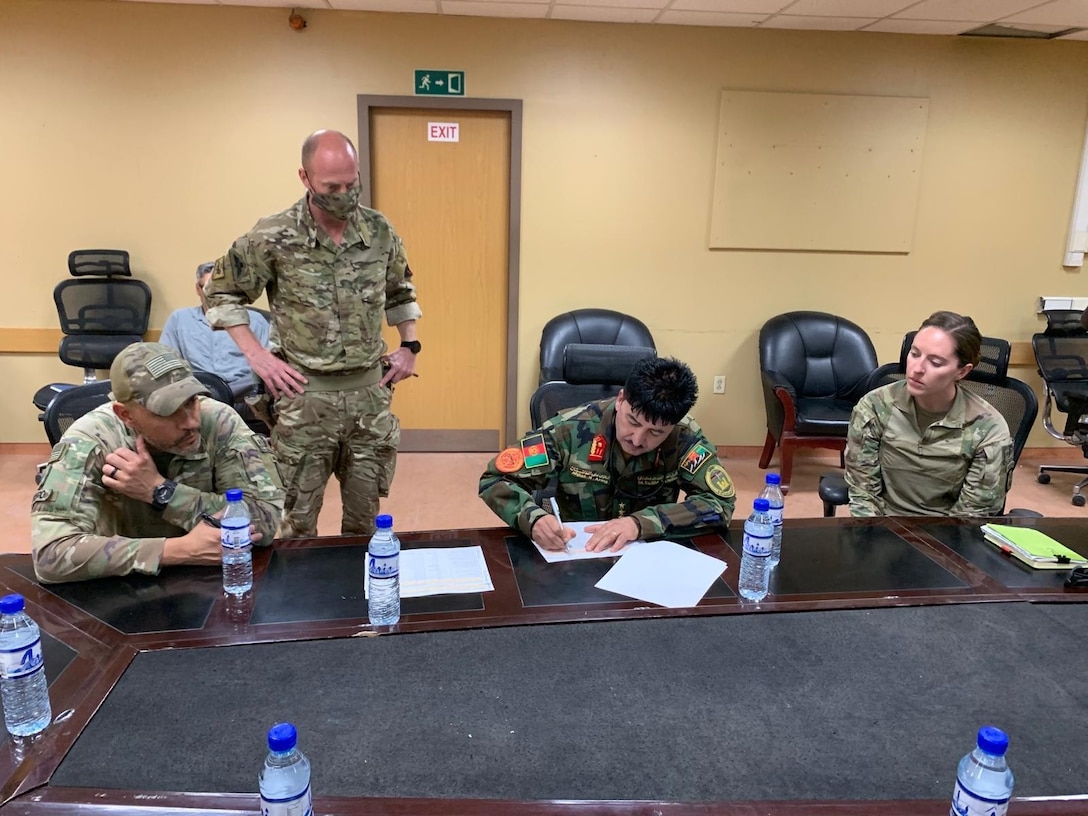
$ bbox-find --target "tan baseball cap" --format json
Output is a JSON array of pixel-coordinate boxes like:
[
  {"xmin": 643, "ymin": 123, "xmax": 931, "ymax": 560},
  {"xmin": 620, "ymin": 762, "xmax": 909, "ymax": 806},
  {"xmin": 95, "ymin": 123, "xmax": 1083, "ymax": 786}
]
[{"xmin": 110, "ymin": 343, "xmax": 209, "ymax": 416}]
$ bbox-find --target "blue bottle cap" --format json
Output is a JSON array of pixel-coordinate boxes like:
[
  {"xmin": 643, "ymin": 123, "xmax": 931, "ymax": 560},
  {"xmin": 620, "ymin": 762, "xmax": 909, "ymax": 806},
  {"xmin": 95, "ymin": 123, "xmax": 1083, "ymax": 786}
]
[
  {"xmin": 753, "ymin": 498, "xmax": 770, "ymax": 512},
  {"xmin": 225, "ymin": 488, "xmax": 244, "ymax": 502},
  {"xmin": 268, "ymin": 722, "xmax": 298, "ymax": 752},
  {"xmin": 0, "ymin": 594, "xmax": 24, "ymax": 615},
  {"xmin": 765, "ymin": 473, "xmax": 781, "ymax": 485},
  {"xmin": 376, "ymin": 514, "xmax": 393, "ymax": 529},
  {"xmin": 977, "ymin": 726, "xmax": 1009, "ymax": 756}
]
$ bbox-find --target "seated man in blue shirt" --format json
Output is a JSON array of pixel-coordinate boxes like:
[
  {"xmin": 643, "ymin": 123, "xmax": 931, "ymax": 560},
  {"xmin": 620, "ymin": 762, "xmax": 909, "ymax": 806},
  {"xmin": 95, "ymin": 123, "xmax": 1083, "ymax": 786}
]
[{"xmin": 160, "ymin": 262, "xmax": 271, "ymax": 398}]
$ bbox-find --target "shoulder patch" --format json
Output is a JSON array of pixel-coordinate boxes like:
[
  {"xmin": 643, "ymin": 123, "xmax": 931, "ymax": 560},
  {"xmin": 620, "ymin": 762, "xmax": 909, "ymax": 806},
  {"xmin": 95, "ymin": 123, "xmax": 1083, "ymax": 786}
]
[
  {"xmin": 47, "ymin": 442, "xmax": 68, "ymax": 464},
  {"xmin": 252, "ymin": 433, "xmax": 272, "ymax": 451},
  {"xmin": 704, "ymin": 464, "xmax": 735, "ymax": 498},
  {"xmin": 32, "ymin": 488, "xmax": 53, "ymax": 504},
  {"xmin": 521, "ymin": 433, "xmax": 549, "ymax": 470},
  {"xmin": 680, "ymin": 442, "xmax": 713, "ymax": 475},
  {"xmin": 588, "ymin": 434, "xmax": 607, "ymax": 463},
  {"xmin": 495, "ymin": 447, "xmax": 524, "ymax": 473}
]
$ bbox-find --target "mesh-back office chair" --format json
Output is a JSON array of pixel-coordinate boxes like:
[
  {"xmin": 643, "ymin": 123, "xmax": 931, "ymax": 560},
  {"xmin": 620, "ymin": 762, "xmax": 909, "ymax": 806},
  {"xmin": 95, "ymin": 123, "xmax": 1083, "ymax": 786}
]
[
  {"xmin": 1032, "ymin": 310, "xmax": 1088, "ymax": 506},
  {"xmin": 54, "ymin": 250, "xmax": 152, "ymax": 384},
  {"xmin": 42, "ymin": 371, "xmax": 234, "ymax": 448},
  {"xmin": 529, "ymin": 344, "xmax": 656, "ymax": 428},
  {"xmin": 817, "ymin": 333, "xmax": 1038, "ymax": 516},
  {"xmin": 539, "ymin": 309, "xmax": 655, "ymax": 386},
  {"xmin": 758, "ymin": 311, "xmax": 878, "ymax": 493}
]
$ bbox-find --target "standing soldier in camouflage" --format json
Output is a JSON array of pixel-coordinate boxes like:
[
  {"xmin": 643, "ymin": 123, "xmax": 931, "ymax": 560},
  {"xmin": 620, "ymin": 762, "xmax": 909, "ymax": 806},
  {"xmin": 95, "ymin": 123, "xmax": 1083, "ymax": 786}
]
[
  {"xmin": 204, "ymin": 130, "xmax": 422, "ymax": 538},
  {"xmin": 31, "ymin": 343, "xmax": 284, "ymax": 583},
  {"xmin": 846, "ymin": 311, "xmax": 1013, "ymax": 517},
  {"xmin": 479, "ymin": 357, "xmax": 735, "ymax": 552}
]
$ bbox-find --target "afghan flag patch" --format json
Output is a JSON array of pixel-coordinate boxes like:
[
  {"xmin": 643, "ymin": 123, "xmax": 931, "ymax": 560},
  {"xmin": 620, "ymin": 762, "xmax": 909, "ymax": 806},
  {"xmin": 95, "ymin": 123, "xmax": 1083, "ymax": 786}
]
[{"xmin": 521, "ymin": 433, "xmax": 550, "ymax": 469}]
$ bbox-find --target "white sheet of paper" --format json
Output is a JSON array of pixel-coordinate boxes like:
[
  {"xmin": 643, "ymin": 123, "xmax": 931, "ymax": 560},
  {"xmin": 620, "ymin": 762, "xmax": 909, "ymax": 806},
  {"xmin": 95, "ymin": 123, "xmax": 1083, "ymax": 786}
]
[
  {"xmin": 364, "ymin": 546, "xmax": 494, "ymax": 598},
  {"xmin": 532, "ymin": 521, "xmax": 646, "ymax": 562},
  {"xmin": 594, "ymin": 540, "xmax": 726, "ymax": 608}
]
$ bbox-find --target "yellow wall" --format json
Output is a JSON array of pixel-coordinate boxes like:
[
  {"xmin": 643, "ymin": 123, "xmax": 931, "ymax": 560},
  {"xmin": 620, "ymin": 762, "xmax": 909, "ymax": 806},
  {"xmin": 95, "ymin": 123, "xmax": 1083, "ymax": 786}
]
[{"xmin": 2, "ymin": 0, "xmax": 1088, "ymax": 446}]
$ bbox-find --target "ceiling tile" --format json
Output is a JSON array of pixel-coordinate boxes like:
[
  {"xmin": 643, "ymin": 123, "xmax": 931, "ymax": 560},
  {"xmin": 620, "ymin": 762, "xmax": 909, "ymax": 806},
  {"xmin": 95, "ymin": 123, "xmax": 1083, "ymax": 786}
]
[
  {"xmin": 865, "ymin": 17, "xmax": 980, "ymax": 33},
  {"xmin": 668, "ymin": 0, "xmax": 791, "ymax": 12},
  {"xmin": 557, "ymin": 0, "xmax": 670, "ymax": 8},
  {"xmin": 761, "ymin": 13, "xmax": 873, "ymax": 29},
  {"xmin": 891, "ymin": 0, "xmax": 1043, "ymax": 21},
  {"xmin": 1004, "ymin": 0, "xmax": 1088, "ymax": 27},
  {"xmin": 442, "ymin": 0, "xmax": 549, "ymax": 14},
  {"xmin": 550, "ymin": 4, "xmax": 660, "ymax": 21},
  {"xmin": 330, "ymin": 0, "xmax": 437, "ymax": 9},
  {"xmin": 783, "ymin": 0, "xmax": 915, "ymax": 16},
  {"xmin": 656, "ymin": 9, "xmax": 766, "ymax": 25}
]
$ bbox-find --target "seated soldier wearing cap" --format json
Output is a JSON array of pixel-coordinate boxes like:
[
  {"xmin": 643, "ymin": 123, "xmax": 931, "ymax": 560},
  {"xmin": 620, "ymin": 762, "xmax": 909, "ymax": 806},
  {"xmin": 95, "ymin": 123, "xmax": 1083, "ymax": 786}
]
[
  {"xmin": 479, "ymin": 356, "xmax": 735, "ymax": 553},
  {"xmin": 31, "ymin": 342, "xmax": 285, "ymax": 583}
]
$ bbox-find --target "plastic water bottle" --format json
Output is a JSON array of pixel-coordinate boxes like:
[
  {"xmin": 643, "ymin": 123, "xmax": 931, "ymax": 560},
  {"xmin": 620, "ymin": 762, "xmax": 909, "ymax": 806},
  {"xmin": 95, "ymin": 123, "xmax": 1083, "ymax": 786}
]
[
  {"xmin": 950, "ymin": 726, "xmax": 1014, "ymax": 816},
  {"xmin": 221, "ymin": 488, "xmax": 253, "ymax": 596},
  {"xmin": 259, "ymin": 721, "xmax": 313, "ymax": 816},
  {"xmin": 738, "ymin": 498, "xmax": 774, "ymax": 602},
  {"xmin": 367, "ymin": 513, "xmax": 400, "ymax": 626},
  {"xmin": 759, "ymin": 473, "xmax": 785, "ymax": 567},
  {"xmin": 0, "ymin": 594, "xmax": 52, "ymax": 736}
]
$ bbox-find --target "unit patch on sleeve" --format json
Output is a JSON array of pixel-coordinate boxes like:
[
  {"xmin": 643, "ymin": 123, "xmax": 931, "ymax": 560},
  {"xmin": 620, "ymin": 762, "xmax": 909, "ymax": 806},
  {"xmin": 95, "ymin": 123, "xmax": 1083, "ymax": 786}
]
[
  {"xmin": 680, "ymin": 442, "xmax": 713, "ymax": 475},
  {"xmin": 521, "ymin": 433, "xmax": 550, "ymax": 469},
  {"xmin": 704, "ymin": 464, "xmax": 735, "ymax": 498},
  {"xmin": 495, "ymin": 447, "xmax": 525, "ymax": 474}
]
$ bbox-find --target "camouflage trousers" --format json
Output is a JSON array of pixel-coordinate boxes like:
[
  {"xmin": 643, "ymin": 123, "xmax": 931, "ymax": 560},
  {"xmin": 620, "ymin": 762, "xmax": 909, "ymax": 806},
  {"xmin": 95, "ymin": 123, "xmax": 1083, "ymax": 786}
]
[{"xmin": 272, "ymin": 383, "xmax": 399, "ymax": 538}]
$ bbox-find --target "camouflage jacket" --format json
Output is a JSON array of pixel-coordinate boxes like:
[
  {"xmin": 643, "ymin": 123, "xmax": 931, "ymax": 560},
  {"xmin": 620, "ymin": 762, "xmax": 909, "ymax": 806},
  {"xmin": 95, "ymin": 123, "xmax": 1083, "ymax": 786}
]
[
  {"xmin": 479, "ymin": 399, "xmax": 736, "ymax": 540},
  {"xmin": 31, "ymin": 399, "xmax": 285, "ymax": 583},
  {"xmin": 846, "ymin": 380, "xmax": 1013, "ymax": 517},
  {"xmin": 203, "ymin": 196, "xmax": 422, "ymax": 374}
]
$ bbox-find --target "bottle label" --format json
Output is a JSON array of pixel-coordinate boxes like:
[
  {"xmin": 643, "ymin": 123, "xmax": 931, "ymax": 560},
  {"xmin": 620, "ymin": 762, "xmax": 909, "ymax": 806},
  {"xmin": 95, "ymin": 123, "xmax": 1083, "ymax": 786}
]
[
  {"xmin": 742, "ymin": 532, "xmax": 772, "ymax": 557},
  {"xmin": 767, "ymin": 507, "xmax": 783, "ymax": 526},
  {"xmin": 221, "ymin": 523, "xmax": 251, "ymax": 550},
  {"xmin": 950, "ymin": 781, "xmax": 1010, "ymax": 816},
  {"xmin": 261, "ymin": 784, "xmax": 312, "ymax": 816},
  {"xmin": 0, "ymin": 637, "xmax": 44, "ymax": 680},
  {"xmin": 368, "ymin": 551, "xmax": 399, "ymax": 579}
]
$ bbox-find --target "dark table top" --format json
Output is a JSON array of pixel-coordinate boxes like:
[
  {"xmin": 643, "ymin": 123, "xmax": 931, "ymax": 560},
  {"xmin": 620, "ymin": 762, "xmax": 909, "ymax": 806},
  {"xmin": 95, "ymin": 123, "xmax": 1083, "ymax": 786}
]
[{"xmin": 1, "ymin": 515, "xmax": 1087, "ymax": 816}]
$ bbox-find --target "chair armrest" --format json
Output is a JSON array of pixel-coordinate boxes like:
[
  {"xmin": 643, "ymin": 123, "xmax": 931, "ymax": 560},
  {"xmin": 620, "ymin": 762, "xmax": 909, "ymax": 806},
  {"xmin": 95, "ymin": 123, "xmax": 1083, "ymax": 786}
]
[{"xmin": 760, "ymin": 369, "xmax": 797, "ymax": 402}]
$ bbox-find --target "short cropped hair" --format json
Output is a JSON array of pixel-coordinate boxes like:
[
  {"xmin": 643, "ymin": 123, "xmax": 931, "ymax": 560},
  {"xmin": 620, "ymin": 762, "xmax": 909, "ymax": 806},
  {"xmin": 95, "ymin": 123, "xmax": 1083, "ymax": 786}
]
[
  {"xmin": 919, "ymin": 311, "xmax": 982, "ymax": 368},
  {"xmin": 622, "ymin": 357, "xmax": 699, "ymax": 426},
  {"xmin": 195, "ymin": 261, "xmax": 215, "ymax": 281}
]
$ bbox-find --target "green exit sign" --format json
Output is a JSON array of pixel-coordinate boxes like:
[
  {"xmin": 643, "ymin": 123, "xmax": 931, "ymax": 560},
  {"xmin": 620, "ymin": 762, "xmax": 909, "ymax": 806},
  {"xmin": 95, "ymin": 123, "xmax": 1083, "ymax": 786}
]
[{"xmin": 414, "ymin": 70, "xmax": 465, "ymax": 96}]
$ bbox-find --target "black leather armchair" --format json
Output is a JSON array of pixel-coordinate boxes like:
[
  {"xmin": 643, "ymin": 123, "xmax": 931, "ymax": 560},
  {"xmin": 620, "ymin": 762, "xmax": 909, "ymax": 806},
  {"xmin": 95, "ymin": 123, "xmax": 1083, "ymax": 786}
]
[
  {"xmin": 758, "ymin": 311, "xmax": 878, "ymax": 492},
  {"xmin": 539, "ymin": 309, "xmax": 654, "ymax": 385},
  {"xmin": 530, "ymin": 343, "xmax": 655, "ymax": 428}
]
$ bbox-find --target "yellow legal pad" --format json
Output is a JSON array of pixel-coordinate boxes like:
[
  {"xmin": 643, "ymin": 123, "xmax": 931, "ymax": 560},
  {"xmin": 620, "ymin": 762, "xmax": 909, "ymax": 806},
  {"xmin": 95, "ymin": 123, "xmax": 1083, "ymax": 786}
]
[{"xmin": 980, "ymin": 523, "xmax": 1088, "ymax": 570}]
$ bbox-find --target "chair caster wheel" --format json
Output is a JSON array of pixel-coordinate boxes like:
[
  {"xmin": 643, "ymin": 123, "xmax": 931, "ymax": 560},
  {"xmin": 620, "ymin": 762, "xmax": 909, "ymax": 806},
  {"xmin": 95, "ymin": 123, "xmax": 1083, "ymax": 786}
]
[
  {"xmin": 1038, "ymin": 473, "xmax": 1051, "ymax": 484},
  {"xmin": 1074, "ymin": 494, "xmax": 1086, "ymax": 508}
]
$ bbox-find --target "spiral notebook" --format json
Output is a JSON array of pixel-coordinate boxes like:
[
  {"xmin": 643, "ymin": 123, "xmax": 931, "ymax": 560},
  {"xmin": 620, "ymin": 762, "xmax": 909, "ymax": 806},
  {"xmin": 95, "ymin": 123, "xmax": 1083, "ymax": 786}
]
[{"xmin": 980, "ymin": 524, "xmax": 1088, "ymax": 570}]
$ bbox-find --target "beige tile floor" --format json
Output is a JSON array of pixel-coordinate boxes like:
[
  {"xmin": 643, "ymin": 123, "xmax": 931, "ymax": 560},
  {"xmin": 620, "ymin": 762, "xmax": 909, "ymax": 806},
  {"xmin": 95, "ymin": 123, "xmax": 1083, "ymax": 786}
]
[{"xmin": 3, "ymin": 446, "xmax": 1086, "ymax": 554}]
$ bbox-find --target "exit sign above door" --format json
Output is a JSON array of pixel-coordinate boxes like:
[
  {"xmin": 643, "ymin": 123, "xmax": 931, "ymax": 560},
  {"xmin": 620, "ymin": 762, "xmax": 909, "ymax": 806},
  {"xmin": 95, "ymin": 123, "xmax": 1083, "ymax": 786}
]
[{"xmin": 414, "ymin": 70, "xmax": 465, "ymax": 96}]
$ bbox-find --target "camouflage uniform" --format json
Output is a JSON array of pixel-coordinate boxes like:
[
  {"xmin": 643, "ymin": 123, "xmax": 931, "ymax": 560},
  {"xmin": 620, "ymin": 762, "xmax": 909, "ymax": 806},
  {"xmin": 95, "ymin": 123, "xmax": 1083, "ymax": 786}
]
[
  {"xmin": 846, "ymin": 380, "xmax": 1013, "ymax": 517},
  {"xmin": 204, "ymin": 197, "xmax": 421, "ymax": 538},
  {"xmin": 31, "ymin": 399, "xmax": 284, "ymax": 584},
  {"xmin": 479, "ymin": 398, "xmax": 736, "ymax": 540}
]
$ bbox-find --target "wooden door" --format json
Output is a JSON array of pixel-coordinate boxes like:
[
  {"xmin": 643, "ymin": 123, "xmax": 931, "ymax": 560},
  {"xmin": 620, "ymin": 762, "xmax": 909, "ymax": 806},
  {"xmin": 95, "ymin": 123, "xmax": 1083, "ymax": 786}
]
[{"xmin": 368, "ymin": 107, "xmax": 510, "ymax": 451}]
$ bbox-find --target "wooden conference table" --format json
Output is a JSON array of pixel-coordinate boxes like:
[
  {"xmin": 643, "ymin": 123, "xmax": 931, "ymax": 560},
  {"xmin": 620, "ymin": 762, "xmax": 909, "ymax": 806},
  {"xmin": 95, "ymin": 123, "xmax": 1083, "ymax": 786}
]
[{"xmin": 0, "ymin": 516, "xmax": 1087, "ymax": 815}]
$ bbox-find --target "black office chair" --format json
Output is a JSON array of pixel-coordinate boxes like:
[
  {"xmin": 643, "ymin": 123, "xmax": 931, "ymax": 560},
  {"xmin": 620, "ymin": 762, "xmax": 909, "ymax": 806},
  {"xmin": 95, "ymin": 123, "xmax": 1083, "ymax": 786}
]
[
  {"xmin": 42, "ymin": 372, "xmax": 234, "ymax": 448},
  {"xmin": 817, "ymin": 333, "xmax": 1038, "ymax": 516},
  {"xmin": 538, "ymin": 309, "xmax": 655, "ymax": 386},
  {"xmin": 33, "ymin": 250, "xmax": 153, "ymax": 420},
  {"xmin": 529, "ymin": 343, "xmax": 656, "ymax": 428},
  {"xmin": 758, "ymin": 311, "xmax": 878, "ymax": 493},
  {"xmin": 1032, "ymin": 309, "xmax": 1088, "ymax": 506}
]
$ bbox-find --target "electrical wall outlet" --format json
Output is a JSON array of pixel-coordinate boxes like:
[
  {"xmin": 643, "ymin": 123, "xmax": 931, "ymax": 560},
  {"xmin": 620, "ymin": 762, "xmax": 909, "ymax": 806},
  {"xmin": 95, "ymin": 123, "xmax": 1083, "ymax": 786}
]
[{"xmin": 713, "ymin": 376, "xmax": 726, "ymax": 394}]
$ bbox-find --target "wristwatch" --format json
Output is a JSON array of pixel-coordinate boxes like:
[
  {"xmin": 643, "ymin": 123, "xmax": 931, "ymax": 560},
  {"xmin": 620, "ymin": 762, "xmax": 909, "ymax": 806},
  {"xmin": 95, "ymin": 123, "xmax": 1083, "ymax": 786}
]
[
  {"xmin": 151, "ymin": 480, "xmax": 178, "ymax": 513},
  {"xmin": 400, "ymin": 340, "xmax": 422, "ymax": 355}
]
